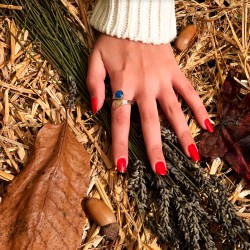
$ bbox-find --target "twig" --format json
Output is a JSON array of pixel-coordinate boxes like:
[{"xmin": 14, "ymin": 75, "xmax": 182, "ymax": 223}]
[{"xmin": 0, "ymin": 4, "xmax": 22, "ymax": 10}]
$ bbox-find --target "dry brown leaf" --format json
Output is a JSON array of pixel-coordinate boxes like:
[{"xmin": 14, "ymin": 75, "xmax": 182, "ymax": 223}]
[{"xmin": 0, "ymin": 121, "xmax": 90, "ymax": 250}]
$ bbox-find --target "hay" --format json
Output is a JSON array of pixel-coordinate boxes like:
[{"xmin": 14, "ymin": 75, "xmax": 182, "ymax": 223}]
[{"xmin": 0, "ymin": 0, "xmax": 249, "ymax": 249}]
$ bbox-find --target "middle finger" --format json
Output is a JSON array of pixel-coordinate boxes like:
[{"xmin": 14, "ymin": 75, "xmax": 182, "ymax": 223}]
[{"xmin": 137, "ymin": 95, "xmax": 167, "ymax": 175}]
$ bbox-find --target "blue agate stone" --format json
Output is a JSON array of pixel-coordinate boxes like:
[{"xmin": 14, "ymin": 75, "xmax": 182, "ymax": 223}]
[{"xmin": 114, "ymin": 90, "xmax": 123, "ymax": 99}]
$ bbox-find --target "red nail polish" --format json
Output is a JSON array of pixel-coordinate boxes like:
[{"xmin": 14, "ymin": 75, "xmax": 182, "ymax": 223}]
[
  {"xmin": 91, "ymin": 97, "xmax": 98, "ymax": 114},
  {"xmin": 155, "ymin": 161, "xmax": 167, "ymax": 175},
  {"xmin": 188, "ymin": 144, "xmax": 200, "ymax": 162},
  {"xmin": 117, "ymin": 158, "xmax": 127, "ymax": 173},
  {"xmin": 204, "ymin": 119, "xmax": 214, "ymax": 133}
]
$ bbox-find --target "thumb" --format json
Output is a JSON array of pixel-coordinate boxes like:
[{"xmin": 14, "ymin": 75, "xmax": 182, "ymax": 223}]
[{"xmin": 87, "ymin": 50, "xmax": 106, "ymax": 114}]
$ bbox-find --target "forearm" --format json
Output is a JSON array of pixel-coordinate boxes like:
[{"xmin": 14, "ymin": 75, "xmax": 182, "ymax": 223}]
[{"xmin": 90, "ymin": 0, "xmax": 177, "ymax": 45}]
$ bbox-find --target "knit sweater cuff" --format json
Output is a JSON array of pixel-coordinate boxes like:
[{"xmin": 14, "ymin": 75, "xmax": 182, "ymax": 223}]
[{"xmin": 90, "ymin": 0, "xmax": 177, "ymax": 45}]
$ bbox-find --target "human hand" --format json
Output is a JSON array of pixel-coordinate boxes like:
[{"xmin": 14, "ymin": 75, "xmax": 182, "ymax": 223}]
[{"xmin": 87, "ymin": 34, "xmax": 213, "ymax": 175}]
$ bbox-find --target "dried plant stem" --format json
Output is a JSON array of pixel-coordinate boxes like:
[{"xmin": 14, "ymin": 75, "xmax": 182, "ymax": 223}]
[
  {"xmin": 78, "ymin": 0, "xmax": 93, "ymax": 48},
  {"xmin": 0, "ymin": 4, "xmax": 22, "ymax": 10}
]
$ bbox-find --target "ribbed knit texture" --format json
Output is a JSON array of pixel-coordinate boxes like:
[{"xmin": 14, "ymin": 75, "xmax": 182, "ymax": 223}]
[{"xmin": 90, "ymin": 0, "xmax": 177, "ymax": 45}]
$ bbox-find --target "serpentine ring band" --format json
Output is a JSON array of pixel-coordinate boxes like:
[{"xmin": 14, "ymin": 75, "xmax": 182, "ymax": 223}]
[{"xmin": 112, "ymin": 90, "xmax": 134, "ymax": 109}]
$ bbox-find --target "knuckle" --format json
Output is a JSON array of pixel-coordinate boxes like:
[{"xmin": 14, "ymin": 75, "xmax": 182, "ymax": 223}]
[
  {"xmin": 194, "ymin": 103, "xmax": 207, "ymax": 118},
  {"xmin": 182, "ymin": 84, "xmax": 199, "ymax": 101},
  {"xmin": 113, "ymin": 110, "xmax": 129, "ymax": 126},
  {"xmin": 166, "ymin": 101, "xmax": 181, "ymax": 116},
  {"xmin": 179, "ymin": 130, "xmax": 192, "ymax": 142},
  {"xmin": 185, "ymin": 84, "xmax": 195, "ymax": 94},
  {"xmin": 141, "ymin": 110, "xmax": 158, "ymax": 123},
  {"xmin": 86, "ymin": 77, "xmax": 96, "ymax": 87},
  {"xmin": 150, "ymin": 145, "xmax": 163, "ymax": 155},
  {"xmin": 196, "ymin": 103, "xmax": 206, "ymax": 112},
  {"xmin": 113, "ymin": 141, "xmax": 127, "ymax": 150},
  {"xmin": 147, "ymin": 145, "xmax": 164, "ymax": 161},
  {"xmin": 183, "ymin": 81, "xmax": 195, "ymax": 92}
]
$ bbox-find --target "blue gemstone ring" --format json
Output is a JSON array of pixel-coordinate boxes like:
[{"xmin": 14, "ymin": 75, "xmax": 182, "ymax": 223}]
[
  {"xmin": 112, "ymin": 90, "xmax": 134, "ymax": 109},
  {"xmin": 113, "ymin": 90, "xmax": 124, "ymax": 100}
]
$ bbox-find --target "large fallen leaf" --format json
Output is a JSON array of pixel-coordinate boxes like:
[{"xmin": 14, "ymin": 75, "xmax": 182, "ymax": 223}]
[
  {"xmin": 0, "ymin": 122, "xmax": 90, "ymax": 250},
  {"xmin": 199, "ymin": 71, "xmax": 250, "ymax": 179}
]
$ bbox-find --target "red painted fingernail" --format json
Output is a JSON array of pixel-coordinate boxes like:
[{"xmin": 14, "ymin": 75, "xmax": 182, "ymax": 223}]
[
  {"xmin": 155, "ymin": 161, "xmax": 167, "ymax": 175},
  {"xmin": 91, "ymin": 97, "xmax": 98, "ymax": 114},
  {"xmin": 204, "ymin": 119, "xmax": 214, "ymax": 133},
  {"xmin": 117, "ymin": 158, "xmax": 127, "ymax": 173},
  {"xmin": 188, "ymin": 144, "xmax": 200, "ymax": 162}
]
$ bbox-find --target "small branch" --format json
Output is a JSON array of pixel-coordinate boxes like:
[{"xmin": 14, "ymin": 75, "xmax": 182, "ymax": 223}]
[
  {"xmin": 78, "ymin": 0, "xmax": 93, "ymax": 48},
  {"xmin": 0, "ymin": 4, "xmax": 22, "ymax": 10}
]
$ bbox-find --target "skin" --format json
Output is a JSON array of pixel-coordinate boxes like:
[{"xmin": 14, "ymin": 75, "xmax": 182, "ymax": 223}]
[{"xmin": 87, "ymin": 34, "xmax": 209, "ymax": 174}]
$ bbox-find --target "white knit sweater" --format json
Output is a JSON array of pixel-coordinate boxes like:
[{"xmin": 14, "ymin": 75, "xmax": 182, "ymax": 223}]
[{"xmin": 90, "ymin": 0, "xmax": 177, "ymax": 45}]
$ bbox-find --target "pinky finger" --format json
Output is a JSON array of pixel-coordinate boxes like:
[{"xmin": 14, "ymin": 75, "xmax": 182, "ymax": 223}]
[{"xmin": 172, "ymin": 70, "xmax": 214, "ymax": 133}]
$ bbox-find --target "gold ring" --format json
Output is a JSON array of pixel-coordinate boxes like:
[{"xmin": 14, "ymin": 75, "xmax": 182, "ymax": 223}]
[
  {"xmin": 112, "ymin": 90, "xmax": 134, "ymax": 109},
  {"xmin": 112, "ymin": 99, "xmax": 134, "ymax": 109}
]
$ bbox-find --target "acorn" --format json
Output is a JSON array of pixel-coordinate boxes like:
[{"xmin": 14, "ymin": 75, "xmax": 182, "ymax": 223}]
[
  {"xmin": 174, "ymin": 24, "xmax": 198, "ymax": 52},
  {"xmin": 85, "ymin": 198, "xmax": 119, "ymax": 240}
]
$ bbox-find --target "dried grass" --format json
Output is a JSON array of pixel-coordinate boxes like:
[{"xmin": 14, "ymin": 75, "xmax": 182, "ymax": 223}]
[{"xmin": 0, "ymin": 0, "xmax": 249, "ymax": 249}]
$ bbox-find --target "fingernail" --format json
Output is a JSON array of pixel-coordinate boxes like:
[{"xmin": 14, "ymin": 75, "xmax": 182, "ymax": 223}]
[
  {"xmin": 204, "ymin": 119, "xmax": 214, "ymax": 133},
  {"xmin": 117, "ymin": 158, "xmax": 127, "ymax": 173},
  {"xmin": 91, "ymin": 97, "xmax": 98, "ymax": 114},
  {"xmin": 188, "ymin": 144, "xmax": 200, "ymax": 162},
  {"xmin": 155, "ymin": 161, "xmax": 167, "ymax": 175}
]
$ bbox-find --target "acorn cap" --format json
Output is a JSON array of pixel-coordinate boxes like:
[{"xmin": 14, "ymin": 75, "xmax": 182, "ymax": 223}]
[{"xmin": 101, "ymin": 222, "xmax": 119, "ymax": 240}]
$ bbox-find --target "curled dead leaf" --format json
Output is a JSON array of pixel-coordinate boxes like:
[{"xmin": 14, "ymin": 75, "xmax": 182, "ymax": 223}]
[
  {"xmin": 0, "ymin": 121, "xmax": 90, "ymax": 249},
  {"xmin": 199, "ymin": 71, "xmax": 250, "ymax": 179}
]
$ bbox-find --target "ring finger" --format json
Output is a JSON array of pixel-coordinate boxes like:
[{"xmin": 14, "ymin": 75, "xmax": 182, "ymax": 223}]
[{"xmin": 111, "ymin": 88, "xmax": 133, "ymax": 173}]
